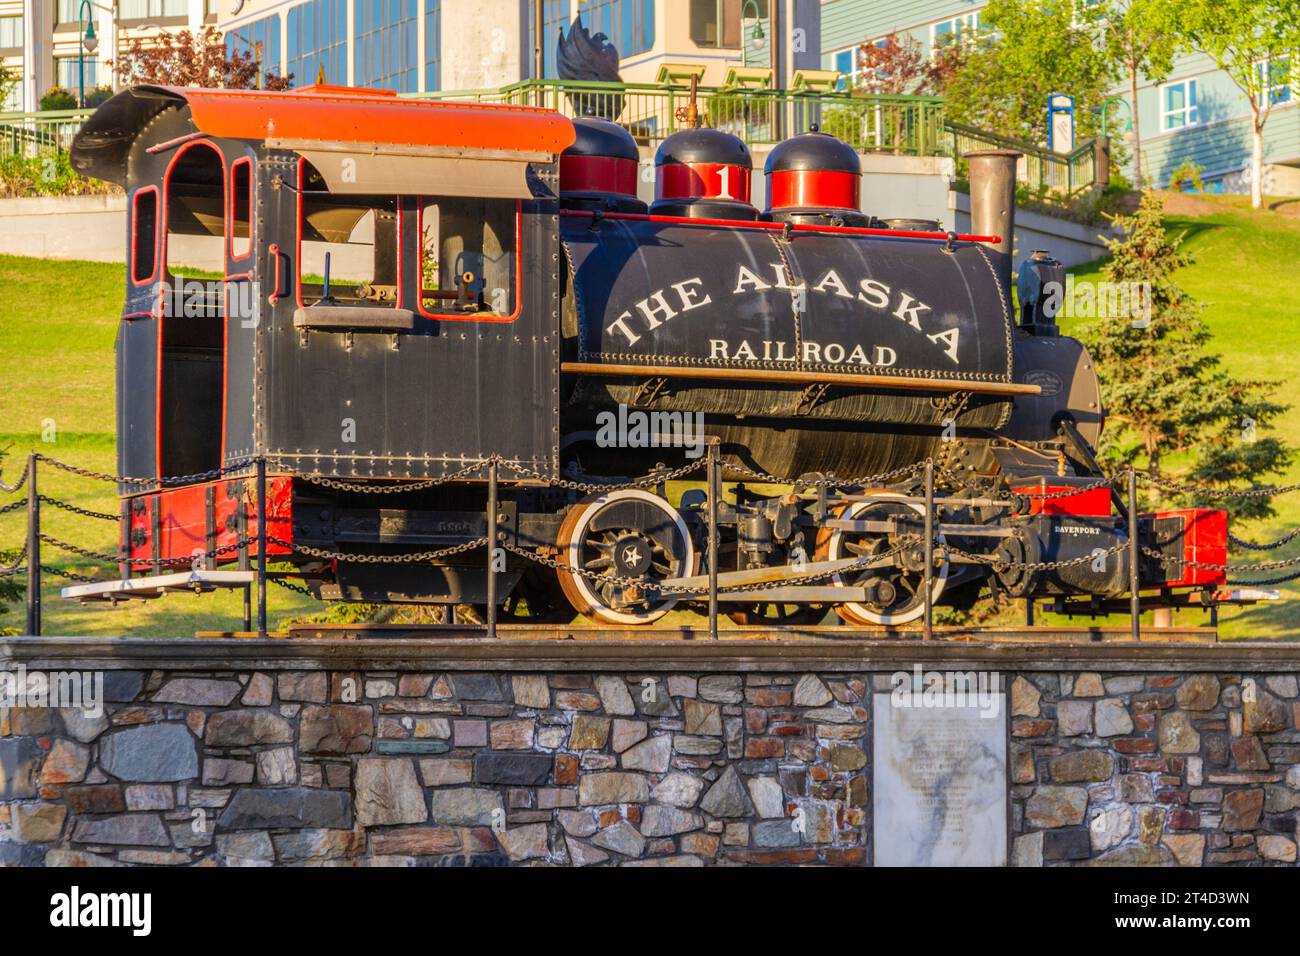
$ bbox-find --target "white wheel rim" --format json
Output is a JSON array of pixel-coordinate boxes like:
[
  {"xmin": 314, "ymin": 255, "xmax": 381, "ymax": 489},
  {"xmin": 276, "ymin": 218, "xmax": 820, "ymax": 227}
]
[
  {"xmin": 564, "ymin": 488, "xmax": 695, "ymax": 625},
  {"xmin": 828, "ymin": 492, "xmax": 948, "ymax": 626}
]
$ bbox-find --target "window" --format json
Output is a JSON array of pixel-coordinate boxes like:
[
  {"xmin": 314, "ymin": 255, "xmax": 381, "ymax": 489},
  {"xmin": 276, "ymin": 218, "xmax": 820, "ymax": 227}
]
[
  {"xmin": 578, "ymin": 0, "xmax": 655, "ymax": 58},
  {"xmin": 833, "ymin": 38, "xmax": 888, "ymax": 90},
  {"xmin": 425, "ymin": 0, "xmax": 441, "ymax": 90},
  {"xmin": 526, "ymin": 0, "xmax": 568, "ymax": 79},
  {"xmin": 230, "ymin": 159, "xmax": 253, "ymax": 261},
  {"xmin": 0, "ymin": 15, "xmax": 23, "ymax": 49},
  {"xmin": 226, "ymin": 14, "xmax": 283, "ymax": 85},
  {"xmin": 56, "ymin": 57, "xmax": 97, "ymax": 89},
  {"xmin": 1161, "ymin": 79, "xmax": 1199, "ymax": 131},
  {"xmin": 116, "ymin": 0, "xmax": 187, "ymax": 20},
  {"xmin": 353, "ymin": 0, "xmax": 417, "ymax": 92},
  {"xmin": 1257, "ymin": 57, "xmax": 1293, "ymax": 107},
  {"xmin": 132, "ymin": 186, "xmax": 158, "ymax": 284},
  {"xmin": 297, "ymin": 162, "xmax": 399, "ymax": 308},
  {"xmin": 418, "ymin": 198, "xmax": 519, "ymax": 320},
  {"xmin": 931, "ymin": 11, "xmax": 981, "ymax": 50},
  {"xmin": 690, "ymin": 0, "xmax": 747, "ymax": 49},
  {"xmin": 288, "ymin": 0, "xmax": 348, "ymax": 86}
]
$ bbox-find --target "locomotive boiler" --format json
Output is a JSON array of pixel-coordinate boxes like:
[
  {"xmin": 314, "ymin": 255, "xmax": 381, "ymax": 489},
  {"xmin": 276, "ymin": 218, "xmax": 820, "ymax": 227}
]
[{"xmin": 64, "ymin": 83, "xmax": 1242, "ymax": 629}]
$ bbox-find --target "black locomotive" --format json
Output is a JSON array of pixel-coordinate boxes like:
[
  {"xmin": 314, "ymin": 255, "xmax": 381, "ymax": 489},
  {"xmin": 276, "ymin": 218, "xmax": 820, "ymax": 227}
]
[{"xmin": 65, "ymin": 83, "xmax": 1234, "ymax": 627}]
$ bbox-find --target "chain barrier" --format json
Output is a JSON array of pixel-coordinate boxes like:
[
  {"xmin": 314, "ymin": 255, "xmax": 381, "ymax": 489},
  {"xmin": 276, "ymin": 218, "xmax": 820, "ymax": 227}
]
[
  {"xmin": 40, "ymin": 564, "xmax": 106, "ymax": 583},
  {"xmin": 1228, "ymin": 528, "xmax": 1300, "ymax": 552},
  {"xmin": 0, "ymin": 500, "xmax": 26, "ymax": 517},
  {"xmin": 266, "ymin": 535, "xmax": 489, "ymax": 565},
  {"xmin": 1138, "ymin": 470, "xmax": 1300, "ymax": 500},
  {"xmin": 33, "ymin": 454, "xmax": 257, "ymax": 486},
  {"xmin": 1140, "ymin": 544, "xmax": 1300, "ymax": 576},
  {"xmin": 946, "ymin": 540, "xmax": 1131, "ymax": 572},
  {"xmin": 271, "ymin": 576, "xmax": 317, "ymax": 597},
  {"xmin": 0, "ymin": 460, "xmax": 30, "ymax": 495},
  {"xmin": 37, "ymin": 496, "xmax": 117, "ymax": 521},
  {"xmin": 0, "ymin": 544, "xmax": 28, "ymax": 576},
  {"xmin": 724, "ymin": 458, "xmax": 929, "ymax": 489}
]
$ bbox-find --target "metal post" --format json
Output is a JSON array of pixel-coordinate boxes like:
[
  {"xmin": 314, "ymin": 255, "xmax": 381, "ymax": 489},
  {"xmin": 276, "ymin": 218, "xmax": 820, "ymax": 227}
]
[
  {"xmin": 922, "ymin": 459, "xmax": 934, "ymax": 641},
  {"xmin": 256, "ymin": 457, "xmax": 267, "ymax": 637},
  {"xmin": 486, "ymin": 458, "xmax": 499, "ymax": 639},
  {"xmin": 1127, "ymin": 467, "xmax": 1140, "ymax": 640},
  {"xmin": 707, "ymin": 441, "xmax": 720, "ymax": 641},
  {"xmin": 25, "ymin": 452, "xmax": 39, "ymax": 636}
]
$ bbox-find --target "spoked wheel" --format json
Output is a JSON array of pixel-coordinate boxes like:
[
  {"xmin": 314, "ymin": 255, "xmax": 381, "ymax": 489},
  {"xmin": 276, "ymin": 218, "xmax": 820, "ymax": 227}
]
[
  {"xmin": 556, "ymin": 489, "xmax": 696, "ymax": 625},
  {"xmin": 727, "ymin": 602, "xmax": 827, "ymax": 626},
  {"xmin": 822, "ymin": 492, "xmax": 947, "ymax": 627}
]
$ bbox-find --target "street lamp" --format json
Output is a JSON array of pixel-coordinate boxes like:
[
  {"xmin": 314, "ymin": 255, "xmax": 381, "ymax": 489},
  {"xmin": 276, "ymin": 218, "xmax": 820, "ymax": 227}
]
[
  {"xmin": 78, "ymin": 0, "xmax": 97, "ymax": 108},
  {"xmin": 741, "ymin": 1, "xmax": 766, "ymax": 66},
  {"xmin": 1100, "ymin": 95, "xmax": 1134, "ymax": 141}
]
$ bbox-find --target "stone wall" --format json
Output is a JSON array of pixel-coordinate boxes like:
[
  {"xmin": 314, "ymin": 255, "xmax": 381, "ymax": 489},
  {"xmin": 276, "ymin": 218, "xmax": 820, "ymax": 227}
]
[
  {"xmin": 2, "ymin": 651, "xmax": 1297, "ymax": 867},
  {"xmin": 1011, "ymin": 672, "xmax": 1300, "ymax": 867},
  {"xmin": 1, "ymin": 669, "xmax": 870, "ymax": 867}
]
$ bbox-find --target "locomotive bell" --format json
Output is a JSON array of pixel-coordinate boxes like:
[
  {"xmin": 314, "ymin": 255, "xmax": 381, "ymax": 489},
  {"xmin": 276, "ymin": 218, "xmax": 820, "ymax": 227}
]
[
  {"xmin": 762, "ymin": 126, "xmax": 868, "ymax": 227},
  {"xmin": 560, "ymin": 117, "xmax": 648, "ymax": 214},
  {"xmin": 649, "ymin": 127, "xmax": 758, "ymax": 221}
]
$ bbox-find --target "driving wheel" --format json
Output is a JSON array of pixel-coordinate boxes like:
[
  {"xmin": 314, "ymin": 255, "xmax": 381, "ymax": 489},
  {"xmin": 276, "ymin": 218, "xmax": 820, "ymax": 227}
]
[
  {"xmin": 821, "ymin": 492, "xmax": 948, "ymax": 626},
  {"xmin": 555, "ymin": 489, "xmax": 696, "ymax": 625}
]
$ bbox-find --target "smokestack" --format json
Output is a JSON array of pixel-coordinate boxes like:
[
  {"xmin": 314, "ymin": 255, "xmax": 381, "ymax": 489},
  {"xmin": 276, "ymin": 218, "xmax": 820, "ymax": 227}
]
[{"xmin": 965, "ymin": 149, "xmax": 1021, "ymax": 306}]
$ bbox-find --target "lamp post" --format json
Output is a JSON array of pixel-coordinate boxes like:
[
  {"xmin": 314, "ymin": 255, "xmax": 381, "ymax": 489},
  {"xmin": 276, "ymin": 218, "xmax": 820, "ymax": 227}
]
[
  {"xmin": 1100, "ymin": 95, "xmax": 1134, "ymax": 139},
  {"xmin": 78, "ymin": 0, "xmax": 98, "ymax": 108},
  {"xmin": 740, "ymin": 0, "xmax": 766, "ymax": 67}
]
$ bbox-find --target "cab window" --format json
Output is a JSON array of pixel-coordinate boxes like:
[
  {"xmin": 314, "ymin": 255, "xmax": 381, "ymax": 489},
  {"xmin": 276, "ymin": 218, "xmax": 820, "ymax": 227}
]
[{"xmin": 418, "ymin": 197, "xmax": 518, "ymax": 318}]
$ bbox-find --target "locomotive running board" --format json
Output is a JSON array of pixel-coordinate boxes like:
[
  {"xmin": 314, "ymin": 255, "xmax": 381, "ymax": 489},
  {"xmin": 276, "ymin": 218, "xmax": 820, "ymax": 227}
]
[
  {"xmin": 60, "ymin": 570, "xmax": 255, "ymax": 603},
  {"xmin": 562, "ymin": 362, "xmax": 1042, "ymax": 397}
]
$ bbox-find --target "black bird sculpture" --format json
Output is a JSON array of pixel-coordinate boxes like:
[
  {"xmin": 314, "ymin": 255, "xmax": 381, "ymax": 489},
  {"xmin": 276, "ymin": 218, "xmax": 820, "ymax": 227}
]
[{"xmin": 555, "ymin": 16, "xmax": 623, "ymax": 121}]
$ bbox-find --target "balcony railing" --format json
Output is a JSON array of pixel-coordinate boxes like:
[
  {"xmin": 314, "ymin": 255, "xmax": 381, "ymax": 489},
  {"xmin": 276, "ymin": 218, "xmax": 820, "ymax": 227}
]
[
  {"xmin": 410, "ymin": 79, "xmax": 949, "ymax": 157},
  {"xmin": 0, "ymin": 108, "xmax": 96, "ymax": 159},
  {"xmin": 1, "ymin": 84, "xmax": 1100, "ymax": 200}
]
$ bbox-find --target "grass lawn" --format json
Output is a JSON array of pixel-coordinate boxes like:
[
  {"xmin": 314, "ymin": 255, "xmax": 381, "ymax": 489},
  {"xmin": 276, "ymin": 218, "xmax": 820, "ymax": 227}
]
[{"xmin": 2, "ymin": 193, "xmax": 1299, "ymax": 639}]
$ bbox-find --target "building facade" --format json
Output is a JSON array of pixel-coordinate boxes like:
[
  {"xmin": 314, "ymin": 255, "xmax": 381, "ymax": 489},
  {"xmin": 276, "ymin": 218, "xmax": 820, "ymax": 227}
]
[
  {"xmin": 819, "ymin": 0, "xmax": 1299, "ymax": 193},
  {"xmin": 4, "ymin": 0, "xmax": 218, "ymax": 113}
]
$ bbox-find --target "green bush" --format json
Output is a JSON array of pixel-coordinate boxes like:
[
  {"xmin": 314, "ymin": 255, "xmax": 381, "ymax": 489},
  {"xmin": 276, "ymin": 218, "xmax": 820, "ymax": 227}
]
[
  {"xmin": 0, "ymin": 151, "xmax": 119, "ymax": 198},
  {"xmin": 86, "ymin": 85, "xmax": 114, "ymax": 107},
  {"xmin": 39, "ymin": 87, "xmax": 77, "ymax": 111}
]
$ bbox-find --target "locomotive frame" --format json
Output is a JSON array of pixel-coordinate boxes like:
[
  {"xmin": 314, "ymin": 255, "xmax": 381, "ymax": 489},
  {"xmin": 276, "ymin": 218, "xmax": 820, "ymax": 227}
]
[{"xmin": 57, "ymin": 83, "xmax": 1264, "ymax": 636}]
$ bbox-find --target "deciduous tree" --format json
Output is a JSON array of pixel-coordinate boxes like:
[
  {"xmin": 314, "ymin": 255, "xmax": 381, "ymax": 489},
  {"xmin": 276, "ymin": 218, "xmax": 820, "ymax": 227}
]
[
  {"xmin": 112, "ymin": 26, "xmax": 293, "ymax": 91},
  {"xmin": 1183, "ymin": 0, "xmax": 1300, "ymax": 207}
]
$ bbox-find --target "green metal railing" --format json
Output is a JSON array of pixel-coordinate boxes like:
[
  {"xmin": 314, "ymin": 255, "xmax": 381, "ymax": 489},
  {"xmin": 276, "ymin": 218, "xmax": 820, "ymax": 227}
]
[
  {"xmin": 0, "ymin": 83, "xmax": 1098, "ymax": 199},
  {"xmin": 946, "ymin": 121, "xmax": 1097, "ymax": 197},
  {"xmin": 0, "ymin": 108, "xmax": 96, "ymax": 158},
  {"xmin": 409, "ymin": 79, "xmax": 948, "ymax": 157}
]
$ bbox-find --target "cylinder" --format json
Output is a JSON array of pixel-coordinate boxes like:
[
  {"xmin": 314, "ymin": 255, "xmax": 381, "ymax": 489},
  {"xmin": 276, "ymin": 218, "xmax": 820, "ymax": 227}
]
[
  {"xmin": 650, "ymin": 127, "xmax": 757, "ymax": 221},
  {"xmin": 560, "ymin": 116, "xmax": 647, "ymax": 214},
  {"xmin": 965, "ymin": 148, "xmax": 1021, "ymax": 305},
  {"xmin": 763, "ymin": 127, "xmax": 867, "ymax": 227}
]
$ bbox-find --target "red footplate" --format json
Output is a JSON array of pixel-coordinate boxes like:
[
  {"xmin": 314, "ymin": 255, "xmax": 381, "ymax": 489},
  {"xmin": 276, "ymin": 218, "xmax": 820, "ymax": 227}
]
[
  {"xmin": 1013, "ymin": 478, "xmax": 1112, "ymax": 517},
  {"xmin": 1144, "ymin": 508, "xmax": 1228, "ymax": 587},
  {"xmin": 123, "ymin": 476, "xmax": 294, "ymax": 571}
]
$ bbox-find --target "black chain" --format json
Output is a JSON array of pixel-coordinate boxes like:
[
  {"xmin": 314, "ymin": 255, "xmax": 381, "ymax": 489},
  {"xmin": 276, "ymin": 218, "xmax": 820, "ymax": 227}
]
[
  {"xmin": 724, "ymin": 458, "xmax": 929, "ymax": 489},
  {"xmin": 1229, "ymin": 528, "xmax": 1300, "ymax": 552},
  {"xmin": 0, "ymin": 544, "xmax": 28, "ymax": 575},
  {"xmin": 0, "ymin": 500, "xmax": 26, "ymax": 516},
  {"xmin": 266, "ymin": 534, "xmax": 489, "ymax": 564},
  {"xmin": 0, "ymin": 460, "xmax": 30, "ymax": 495},
  {"xmin": 271, "ymin": 576, "xmax": 317, "ymax": 596},
  {"xmin": 35, "ymin": 455, "xmax": 257, "ymax": 486},
  {"xmin": 41, "ymin": 564, "xmax": 106, "ymax": 583},
  {"xmin": 947, "ymin": 540, "xmax": 1130, "ymax": 572},
  {"xmin": 38, "ymin": 496, "xmax": 117, "ymax": 521},
  {"xmin": 1140, "ymin": 544, "xmax": 1300, "ymax": 575},
  {"xmin": 1139, "ymin": 471, "xmax": 1300, "ymax": 500}
]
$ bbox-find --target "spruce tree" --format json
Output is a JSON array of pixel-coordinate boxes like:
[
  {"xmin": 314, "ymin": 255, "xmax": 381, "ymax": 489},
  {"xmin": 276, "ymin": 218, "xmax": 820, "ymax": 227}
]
[{"xmin": 1079, "ymin": 191, "xmax": 1290, "ymax": 521}]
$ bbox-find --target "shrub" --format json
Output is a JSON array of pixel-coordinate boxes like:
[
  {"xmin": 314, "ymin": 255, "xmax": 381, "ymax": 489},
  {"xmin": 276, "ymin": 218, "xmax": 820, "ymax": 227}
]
[{"xmin": 40, "ymin": 87, "xmax": 77, "ymax": 111}]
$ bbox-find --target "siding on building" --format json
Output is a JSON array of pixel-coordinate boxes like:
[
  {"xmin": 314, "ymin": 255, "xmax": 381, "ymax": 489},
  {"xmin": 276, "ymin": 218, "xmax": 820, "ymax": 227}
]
[{"xmin": 816, "ymin": 0, "xmax": 1300, "ymax": 192}]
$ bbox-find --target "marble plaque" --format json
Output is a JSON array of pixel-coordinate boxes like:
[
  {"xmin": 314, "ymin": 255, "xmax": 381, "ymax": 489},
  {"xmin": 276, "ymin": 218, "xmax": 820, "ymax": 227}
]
[{"xmin": 873, "ymin": 680, "xmax": 1007, "ymax": 866}]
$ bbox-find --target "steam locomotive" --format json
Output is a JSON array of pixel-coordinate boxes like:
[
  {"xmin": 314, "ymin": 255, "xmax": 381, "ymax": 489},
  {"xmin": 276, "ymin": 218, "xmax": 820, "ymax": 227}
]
[{"xmin": 65, "ymin": 82, "xmax": 1238, "ymax": 627}]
